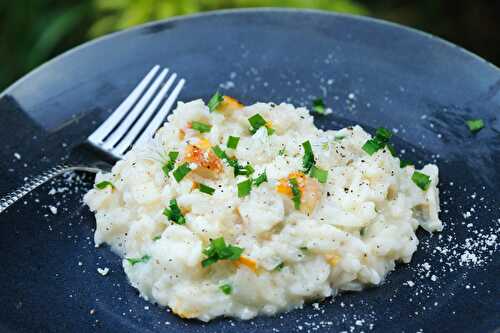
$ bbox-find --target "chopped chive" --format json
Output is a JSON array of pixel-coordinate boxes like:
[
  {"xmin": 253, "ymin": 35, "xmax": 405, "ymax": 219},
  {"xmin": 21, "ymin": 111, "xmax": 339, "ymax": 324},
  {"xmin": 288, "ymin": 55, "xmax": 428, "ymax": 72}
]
[
  {"xmin": 362, "ymin": 139, "xmax": 383, "ymax": 156},
  {"xmin": 312, "ymin": 98, "xmax": 326, "ymax": 114},
  {"xmin": 360, "ymin": 227, "xmax": 366, "ymax": 237},
  {"xmin": 334, "ymin": 134, "xmax": 346, "ymax": 141},
  {"xmin": 322, "ymin": 142, "xmax": 329, "ymax": 151},
  {"xmin": 226, "ymin": 247, "xmax": 243, "ymax": 260},
  {"xmin": 237, "ymin": 179, "xmax": 252, "ymax": 198},
  {"xmin": 168, "ymin": 151, "xmax": 179, "ymax": 160},
  {"xmin": 201, "ymin": 257, "xmax": 217, "ymax": 267},
  {"xmin": 227, "ymin": 136, "xmax": 240, "ymax": 149},
  {"xmin": 126, "ymin": 254, "xmax": 151, "ymax": 266},
  {"xmin": 214, "ymin": 146, "xmax": 248, "ymax": 175},
  {"xmin": 191, "ymin": 121, "xmax": 212, "ymax": 133},
  {"xmin": 289, "ymin": 178, "xmax": 301, "ymax": 210},
  {"xmin": 299, "ymin": 246, "xmax": 308, "ymax": 251},
  {"xmin": 465, "ymin": 119, "xmax": 485, "ymax": 133},
  {"xmin": 248, "ymin": 114, "xmax": 267, "ymax": 130},
  {"xmin": 231, "ymin": 160, "xmax": 254, "ymax": 177},
  {"xmin": 310, "ymin": 165, "xmax": 328, "ymax": 183},
  {"xmin": 198, "ymin": 183, "xmax": 215, "ymax": 195},
  {"xmin": 152, "ymin": 235, "xmax": 161, "ymax": 241},
  {"xmin": 400, "ymin": 159, "xmax": 414, "ymax": 168},
  {"xmin": 245, "ymin": 164, "xmax": 255, "ymax": 175},
  {"xmin": 219, "ymin": 283, "xmax": 232, "ymax": 295},
  {"xmin": 411, "ymin": 171, "xmax": 431, "ymax": 191},
  {"xmin": 226, "ymin": 158, "xmax": 239, "ymax": 171},
  {"xmin": 163, "ymin": 199, "xmax": 186, "ymax": 224},
  {"xmin": 248, "ymin": 113, "xmax": 274, "ymax": 135},
  {"xmin": 362, "ymin": 127, "xmax": 394, "ymax": 156},
  {"xmin": 302, "ymin": 140, "xmax": 315, "ymax": 173},
  {"xmin": 375, "ymin": 127, "xmax": 392, "ymax": 143},
  {"xmin": 235, "ymin": 164, "xmax": 254, "ymax": 176},
  {"xmin": 212, "ymin": 145, "xmax": 254, "ymax": 177},
  {"xmin": 173, "ymin": 163, "xmax": 192, "ymax": 182},
  {"xmin": 95, "ymin": 181, "xmax": 114, "ymax": 190},
  {"xmin": 208, "ymin": 91, "xmax": 224, "ymax": 112},
  {"xmin": 202, "ymin": 237, "xmax": 244, "ymax": 267},
  {"xmin": 278, "ymin": 148, "xmax": 286, "ymax": 156},
  {"xmin": 273, "ymin": 262, "xmax": 285, "ymax": 271},
  {"xmin": 253, "ymin": 171, "xmax": 268, "ymax": 187},
  {"xmin": 226, "ymin": 157, "xmax": 238, "ymax": 167},
  {"xmin": 162, "ymin": 151, "xmax": 179, "ymax": 176},
  {"xmin": 212, "ymin": 145, "xmax": 227, "ymax": 159},
  {"xmin": 387, "ymin": 144, "xmax": 397, "ymax": 157},
  {"xmin": 162, "ymin": 165, "xmax": 173, "ymax": 176}
]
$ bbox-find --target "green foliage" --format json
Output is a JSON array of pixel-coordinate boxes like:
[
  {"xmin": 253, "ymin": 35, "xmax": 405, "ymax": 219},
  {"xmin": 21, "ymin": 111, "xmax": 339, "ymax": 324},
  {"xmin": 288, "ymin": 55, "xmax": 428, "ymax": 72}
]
[
  {"xmin": 89, "ymin": 0, "xmax": 367, "ymax": 37},
  {"xmin": 0, "ymin": 1, "xmax": 94, "ymax": 90},
  {"xmin": 0, "ymin": 0, "xmax": 365, "ymax": 91},
  {"xmin": 4, "ymin": 1, "xmax": 497, "ymax": 93},
  {"xmin": 28, "ymin": 4, "xmax": 89, "ymax": 68}
]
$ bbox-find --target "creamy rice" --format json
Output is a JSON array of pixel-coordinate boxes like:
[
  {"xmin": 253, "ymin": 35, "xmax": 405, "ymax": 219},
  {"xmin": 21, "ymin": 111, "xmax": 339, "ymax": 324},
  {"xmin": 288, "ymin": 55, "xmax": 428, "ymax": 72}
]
[{"xmin": 84, "ymin": 97, "xmax": 442, "ymax": 321}]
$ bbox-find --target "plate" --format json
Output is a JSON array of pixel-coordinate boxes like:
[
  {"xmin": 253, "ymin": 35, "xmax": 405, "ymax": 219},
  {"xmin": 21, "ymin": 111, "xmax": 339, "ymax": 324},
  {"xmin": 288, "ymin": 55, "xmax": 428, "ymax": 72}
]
[{"xmin": 0, "ymin": 9, "xmax": 499, "ymax": 333}]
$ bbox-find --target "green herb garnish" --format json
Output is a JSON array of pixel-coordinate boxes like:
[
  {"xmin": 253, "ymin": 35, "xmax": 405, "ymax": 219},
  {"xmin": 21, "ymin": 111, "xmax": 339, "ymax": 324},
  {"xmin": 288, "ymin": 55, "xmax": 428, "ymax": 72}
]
[
  {"xmin": 278, "ymin": 148, "xmax": 286, "ymax": 156},
  {"xmin": 126, "ymin": 254, "xmax": 151, "ymax": 266},
  {"xmin": 360, "ymin": 227, "xmax": 366, "ymax": 237},
  {"xmin": 289, "ymin": 178, "xmax": 301, "ymax": 210},
  {"xmin": 219, "ymin": 283, "xmax": 232, "ymax": 295},
  {"xmin": 212, "ymin": 145, "xmax": 228, "ymax": 159},
  {"xmin": 235, "ymin": 163, "xmax": 254, "ymax": 176},
  {"xmin": 201, "ymin": 237, "xmax": 244, "ymax": 267},
  {"xmin": 302, "ymin": 140, "xmax": 315, "ymax": 173},
  {"xmin": 273, "ymin": 262, "xmax": 285, "ymax": 271},
  {"xmin": 299, "ymin": 246, "xmax": 308, "ymax": 251},
  {"xmin": 191, "ymin": 121, "xmax": 212, "ymax": 133},
  {"xmin": 361, "ymin": 139, "xmax": 382, "ymax": 155},
  {"xmin": 253, "ymin": 171, "xmax": 268, "ymax": 187},
  {"xmin": 312, "ymin": 98, "xmax": 326, "ymax": 114},
  {"xmin": 334, "ymin": 134, "xmax": 346, "ymax": 141},
  {"xmin": 375, "ymin": 127, "xmax": 392, "ymax": 142},
  {"xmin": 208, "ymin": 91, "xmax": 224, "ymax": 112},
  {"xmin": 162, "ymin": 151, "xmax": 179, "ymax": 176},
  {"xmin": 163, "ymin": 199, "xmax": 186, "ymax": 224},
  {"xmin": 411, "ymin": 171, "xmax": 431, "ymax": 191},
  {"xmin": 197, "ymin": 183, "xmax": 215, "ymax": 195},
  {"xmin": 387, "ymin": 144, "xmax": 397, "ymax": 157},
  {"xmin": 212, "ymin": 145, "xmax": 253, "ymax": 176},
  {"xmin": 362, "ymin": 127, "xmax": 393, "ymax": 156},
  {"xmin": 95, "ymin": 181, "xmax": 114, "ymax": 190},
  {"xmin": 400, "ymin": 159, "xmax": 414, "ymax": 168},
  {"xmin": 248, "ymin": 114, "xmax": 266, "ymax": 131},
  {"xmin": 173, "ymin": 163, "xmax": 192, "ymax": 182},
  {"xmin": 237, "ymin": 179, "xmax": 253, "ymax": 198},
  {"xmin": 152, "ymin": 235, "xmax": 161, "ymax": 241},
  {"xmin": 248, "ymin": 113, "xmax": 274, "ymax": 135},
  {"xmin": 227, "ymin": 136, "xmax": 240, "ymax": 149},
  {"xmin": 465, "ymin": 119, "xmax": 485, "ymax": 133},
  {"xmin": 310, "ymin": 165, "xmax": 328, "ymax": 184}
]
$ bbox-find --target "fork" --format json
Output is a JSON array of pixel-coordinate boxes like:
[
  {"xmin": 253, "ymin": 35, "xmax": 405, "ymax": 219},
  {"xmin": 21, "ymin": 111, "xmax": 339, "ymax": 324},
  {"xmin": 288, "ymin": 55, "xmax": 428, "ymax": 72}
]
[{"xmin": 0, "ymin": 65, "xmax": 185, "ymax": 214}]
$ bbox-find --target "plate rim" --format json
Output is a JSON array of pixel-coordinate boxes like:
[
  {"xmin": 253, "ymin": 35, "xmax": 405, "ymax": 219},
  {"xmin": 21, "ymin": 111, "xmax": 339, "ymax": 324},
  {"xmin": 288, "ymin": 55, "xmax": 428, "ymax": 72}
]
[{"xmin": 2, "ymin": 7, "xmax": 499, "ymax": 98}]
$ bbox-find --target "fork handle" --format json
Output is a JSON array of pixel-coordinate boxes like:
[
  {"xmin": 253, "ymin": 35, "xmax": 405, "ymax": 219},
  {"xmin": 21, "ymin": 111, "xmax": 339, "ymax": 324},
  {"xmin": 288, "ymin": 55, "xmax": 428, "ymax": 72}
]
[{"xmin": 0, "ymin": 164, "xmax": 100, "ymax": 214}]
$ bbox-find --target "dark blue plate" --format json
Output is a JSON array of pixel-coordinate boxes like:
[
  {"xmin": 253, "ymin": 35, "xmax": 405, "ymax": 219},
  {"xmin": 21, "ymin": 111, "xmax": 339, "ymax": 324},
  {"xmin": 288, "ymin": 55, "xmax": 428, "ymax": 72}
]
[{"xmin": 0, "ymin": 9, "xmax": 498, "ymax": 333}]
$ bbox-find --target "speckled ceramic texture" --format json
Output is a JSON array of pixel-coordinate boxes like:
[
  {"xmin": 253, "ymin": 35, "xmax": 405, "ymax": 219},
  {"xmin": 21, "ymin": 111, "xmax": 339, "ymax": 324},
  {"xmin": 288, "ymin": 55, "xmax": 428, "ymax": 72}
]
[{"xmin": 0, "ymin": 9, "xmax": 498, "ymax": 333}]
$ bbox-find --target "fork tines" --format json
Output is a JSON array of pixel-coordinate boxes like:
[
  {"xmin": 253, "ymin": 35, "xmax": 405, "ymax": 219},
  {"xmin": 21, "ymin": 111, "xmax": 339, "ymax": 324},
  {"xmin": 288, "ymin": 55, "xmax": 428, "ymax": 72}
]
[{"xmin": 88, "ymin": 65, "xmax": 185, "ymax": 158}]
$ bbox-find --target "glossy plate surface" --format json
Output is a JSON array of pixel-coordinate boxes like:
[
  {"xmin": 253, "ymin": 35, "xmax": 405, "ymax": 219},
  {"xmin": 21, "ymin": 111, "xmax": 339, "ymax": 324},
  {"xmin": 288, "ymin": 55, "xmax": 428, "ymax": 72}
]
[{"xmin": 0, "ymin": 9, "xmax": 499, "ymax": 333}]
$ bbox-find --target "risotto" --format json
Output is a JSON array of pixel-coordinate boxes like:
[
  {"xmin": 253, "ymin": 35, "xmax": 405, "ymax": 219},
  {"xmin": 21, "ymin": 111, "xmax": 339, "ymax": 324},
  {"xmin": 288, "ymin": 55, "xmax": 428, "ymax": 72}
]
[{"xmin": 84, "ymin": 95, "xmax": 442, "ymax": 321}]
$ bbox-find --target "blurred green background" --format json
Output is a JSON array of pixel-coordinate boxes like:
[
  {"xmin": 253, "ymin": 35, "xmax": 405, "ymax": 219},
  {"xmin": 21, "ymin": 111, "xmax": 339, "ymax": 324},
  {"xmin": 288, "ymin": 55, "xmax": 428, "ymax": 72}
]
[{"xmin": 1, "ymin": 0, "xmax": 499, "ymax": 91}]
